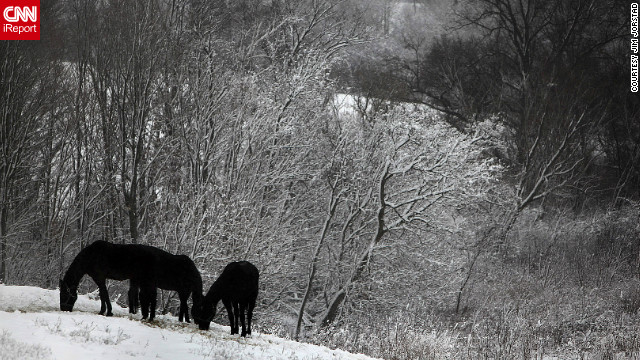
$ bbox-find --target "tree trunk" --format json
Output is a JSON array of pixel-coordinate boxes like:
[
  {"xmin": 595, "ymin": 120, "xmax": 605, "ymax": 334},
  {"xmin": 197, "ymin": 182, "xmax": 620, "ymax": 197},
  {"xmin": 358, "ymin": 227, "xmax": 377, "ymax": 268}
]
[
  {"xmin": 295, "ymin": 182, "xmax": 340, "ymax": 339},
  {"xmin": 0, "ymin": 199, "xmax": 7, "ymax": 284},
  {"xmin": 318, "ymin": 161, "xmax": 391, "ymax": 326}
]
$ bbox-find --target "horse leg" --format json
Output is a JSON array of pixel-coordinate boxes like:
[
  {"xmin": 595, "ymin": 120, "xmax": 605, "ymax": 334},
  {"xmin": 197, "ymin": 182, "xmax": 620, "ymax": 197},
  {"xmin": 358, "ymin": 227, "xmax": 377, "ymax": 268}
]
[
  {"xmin": 247, "ymin": 299, "xmax": 255, "ymax": 336},
  {"xmin": 222, "ymin": 299, "xmax": 235, "ymax": 334},
  {"xmin": 99, "ymin": 292, "xmax": 106, "ymax": 315},
  {"xmin": 239, "ymin": 302, "xmax": 247, "ymax": 337},
  {"xmin": 128, "ymin": 283, "xmax": 139, "ymax": 314},
  {"xmin": 232, "ymin": 301, "xmax": 240, "ymax": 335},
  {"xmin": 93, "ymin": 277, "xmax": 106, "ymax": 315},
  {"xmin": 177, "ymin": 292, "xmax": 184, "ymax": 322},
  {"xmin": 147, "ymin": 286, "xmax": 157, "ymax": 321},
  {"xmin": 178, "ymin": 291, "xmax": 189, "ymax": 323},
  {"xmin": 139, "ymin": 288, "xmax": 149, "ymax": 320},
  {"xmin": 95, "ymin": 278, "xmax": 113, "ymax": 316}
]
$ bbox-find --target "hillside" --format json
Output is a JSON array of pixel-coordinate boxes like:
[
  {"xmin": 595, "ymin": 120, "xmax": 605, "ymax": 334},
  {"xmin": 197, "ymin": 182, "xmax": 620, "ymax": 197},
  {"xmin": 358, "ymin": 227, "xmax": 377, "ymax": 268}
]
[{"xmin": 0, "ymin": 285, "xmax": 378, "ymax": 360}]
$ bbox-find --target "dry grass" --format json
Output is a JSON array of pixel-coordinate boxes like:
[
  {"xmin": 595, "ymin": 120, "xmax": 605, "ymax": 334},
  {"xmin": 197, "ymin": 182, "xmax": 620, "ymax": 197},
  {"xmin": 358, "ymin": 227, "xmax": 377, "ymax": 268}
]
[{"xmin": 306, "ymin": 206, "xmax": 640, "ymax": 360}]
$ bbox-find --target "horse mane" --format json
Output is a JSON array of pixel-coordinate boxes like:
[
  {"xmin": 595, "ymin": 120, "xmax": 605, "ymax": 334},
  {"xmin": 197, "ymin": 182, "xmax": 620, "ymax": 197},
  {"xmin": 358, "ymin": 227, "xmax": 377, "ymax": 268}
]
[
  {"xmin": 177, "ymin": 254, "xmax": 203, "ymax": 289},
  {"xmin": 61, "ymin": 247, "xmax": 87, "ymax": 289},
  {"xmin": 173, "ymin": 253, "xmax": 204, "ymax": 305},
  {"xmin": 203, "ymin": 279, "xmax": 221, "ymax": 304},
  {"xmin": 187, "ymin": 258, "xmax": 204, "ymax": 305}
]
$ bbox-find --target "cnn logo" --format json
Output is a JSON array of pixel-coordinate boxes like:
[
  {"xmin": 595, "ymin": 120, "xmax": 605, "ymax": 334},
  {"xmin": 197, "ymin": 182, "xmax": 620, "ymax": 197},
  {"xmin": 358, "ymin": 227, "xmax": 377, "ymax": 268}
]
[
  {"xmin": 3, "ymin": 6, "xmax": 37, "ymax": 22},
  {"xmin": 0, "ymin": 1, "xmax": 40, "ymax": 40}
]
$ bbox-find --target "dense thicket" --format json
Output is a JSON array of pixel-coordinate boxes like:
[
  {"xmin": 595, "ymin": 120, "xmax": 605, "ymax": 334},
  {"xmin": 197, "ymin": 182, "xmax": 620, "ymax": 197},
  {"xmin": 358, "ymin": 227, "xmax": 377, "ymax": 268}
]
[
  {"xmin": 373, "ymin": 0, "xmax": 637, "ymax": 206},
  {"xmin": 1, "ymin": 0, "xmax": 496, "ymax": 333}
]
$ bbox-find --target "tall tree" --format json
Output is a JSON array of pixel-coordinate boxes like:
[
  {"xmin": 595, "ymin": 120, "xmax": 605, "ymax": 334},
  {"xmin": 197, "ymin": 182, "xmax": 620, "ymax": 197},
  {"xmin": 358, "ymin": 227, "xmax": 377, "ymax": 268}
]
[
  {"xmin": 86, "ymin": 0, "xmax": 167, "ymax": 243},
  {"xmin": 0, "ymin": 39, "xmax": 63, "ymax": 283}
]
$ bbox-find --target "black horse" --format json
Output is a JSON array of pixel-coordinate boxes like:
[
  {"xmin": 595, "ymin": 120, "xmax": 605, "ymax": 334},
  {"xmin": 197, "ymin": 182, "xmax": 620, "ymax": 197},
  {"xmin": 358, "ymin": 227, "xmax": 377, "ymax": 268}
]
[
  {"xmin": 128, "ymin": 247, "xmax": 203, "ymax": 323},
  {"xmin": 59, "ymin": 240, "xmax": 201, "ymax": 322},
  {"xmin": 192, "ymin": 261, "xmax": 259, "ymax": 336}
]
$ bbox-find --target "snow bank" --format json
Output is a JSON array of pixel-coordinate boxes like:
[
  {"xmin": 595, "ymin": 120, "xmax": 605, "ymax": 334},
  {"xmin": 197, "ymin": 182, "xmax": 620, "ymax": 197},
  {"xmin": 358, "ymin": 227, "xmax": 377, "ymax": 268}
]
[
  {"xmin": 0, "ymin": 284, "xmax": 129, "ymax": 315},
  {"xmin": 0, "ymin": 285, "xmax": 379, "ymax": 360}
]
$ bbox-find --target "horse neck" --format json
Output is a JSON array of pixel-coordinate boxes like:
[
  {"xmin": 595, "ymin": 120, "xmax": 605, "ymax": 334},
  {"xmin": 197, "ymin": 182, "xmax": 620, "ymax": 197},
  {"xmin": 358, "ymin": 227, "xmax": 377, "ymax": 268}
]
[
  {"xmin": 191, "ymin": 279, "xmax": 204, "ymax": 306},
  {"xmin": 192, "ymin": 290, "xmax": 204, "ymax": 306},
  {"xmin": 204, "ymin": 281, "xmax": 222, "ymax": 307},
  {"xmin": 62, "ymin": 255, "xmax": 85, "ymax": 289}
]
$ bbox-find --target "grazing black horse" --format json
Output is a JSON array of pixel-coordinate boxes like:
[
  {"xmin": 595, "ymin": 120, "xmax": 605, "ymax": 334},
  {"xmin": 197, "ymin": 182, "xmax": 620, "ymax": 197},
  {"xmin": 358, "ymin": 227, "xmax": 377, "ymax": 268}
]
[
  {"xmin": 192, "ymin": 261, "xmax": 259, "ymax": 336},
  {"xmin": 59, "ymin": 241, "xmax": 202, "ymax": 322},
  {"xmin": 128, "ymin": 247, "xmax": 203, "ymax": 323},
  {"xmin": 59, "ymin": 241, "xmax": 158, "ymax": 319}
]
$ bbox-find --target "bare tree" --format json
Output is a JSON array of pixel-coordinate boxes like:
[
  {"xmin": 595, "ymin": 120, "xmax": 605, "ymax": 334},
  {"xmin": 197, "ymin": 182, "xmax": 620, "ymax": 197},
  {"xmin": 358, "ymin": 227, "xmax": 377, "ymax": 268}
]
[
  {"xmin": 286, "ymin": 105, "xmax": 501, "ymax": 329},
  {"xmin": 395, "ymin": 0, "xmax": 629, "ymax": 243},
  {"xmin": 86, "ymin": 0, "xmax": 168, "ymax": 243},
  {"xmin": 0, "ymin": 40, "xmax": 63, "ymax": 283}
]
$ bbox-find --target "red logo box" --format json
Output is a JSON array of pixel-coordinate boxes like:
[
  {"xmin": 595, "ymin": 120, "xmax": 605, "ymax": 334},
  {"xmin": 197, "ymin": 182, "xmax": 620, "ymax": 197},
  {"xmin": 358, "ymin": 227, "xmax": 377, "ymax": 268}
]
[{"xmin": 0, "ymin": 0, "xmax": 40, "ymax": 40}]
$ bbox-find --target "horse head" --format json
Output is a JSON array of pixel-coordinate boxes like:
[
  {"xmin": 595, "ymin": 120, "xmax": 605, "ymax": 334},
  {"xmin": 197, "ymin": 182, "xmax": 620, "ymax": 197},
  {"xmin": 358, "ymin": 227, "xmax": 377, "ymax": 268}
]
[
  {"xmin": 192, "ymin": 302, "xmax": 216, "ymax": 330},
  {"xmin": 59, "ymin": 278, "xmax": 78, "ymax": 311}
]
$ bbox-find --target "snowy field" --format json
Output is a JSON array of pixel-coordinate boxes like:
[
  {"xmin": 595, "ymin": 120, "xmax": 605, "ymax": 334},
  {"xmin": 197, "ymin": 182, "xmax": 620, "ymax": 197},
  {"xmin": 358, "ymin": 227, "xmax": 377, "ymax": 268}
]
[{"xmin": 0, "ymin": 285, "xmax": 379, "ymax": 360}]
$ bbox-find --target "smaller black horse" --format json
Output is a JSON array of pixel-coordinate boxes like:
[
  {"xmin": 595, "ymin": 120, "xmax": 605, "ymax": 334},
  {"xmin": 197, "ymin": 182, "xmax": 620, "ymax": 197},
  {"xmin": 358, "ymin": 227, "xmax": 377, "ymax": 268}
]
[
  {"xmin": 128, "ymin": 247, "xmax": 203, "ymax": 322},
  {"xmin": 193, "ymin": 261, "xmax": 259, "ymax": 336}
]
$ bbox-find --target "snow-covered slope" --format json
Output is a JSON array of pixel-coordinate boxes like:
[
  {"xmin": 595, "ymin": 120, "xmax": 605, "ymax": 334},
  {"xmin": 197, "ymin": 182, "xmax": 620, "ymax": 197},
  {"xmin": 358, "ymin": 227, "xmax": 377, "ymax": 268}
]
[{"xmin": 0, "ymin": 285, "xmax": 378, "ymax": 360}]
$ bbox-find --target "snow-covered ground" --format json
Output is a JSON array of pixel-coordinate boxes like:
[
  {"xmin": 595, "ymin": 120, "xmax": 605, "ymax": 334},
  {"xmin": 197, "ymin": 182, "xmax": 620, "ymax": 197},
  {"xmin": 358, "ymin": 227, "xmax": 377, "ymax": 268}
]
[{"xmin": 0, "ymin": 285, "xmax": 378, "ymax": 360}]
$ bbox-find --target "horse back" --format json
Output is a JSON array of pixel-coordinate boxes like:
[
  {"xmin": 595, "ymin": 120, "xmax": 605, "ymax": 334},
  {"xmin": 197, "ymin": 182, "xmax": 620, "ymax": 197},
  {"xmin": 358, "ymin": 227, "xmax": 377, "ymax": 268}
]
[
  {"xmin": 138, "ymin": 247, "xmax": 202, "ymax": 293},
  {"xmin": 82, "ymin": 241, "xmax": 157, "ymax": 282},
  {"xmin": 218, "ymin": 261, "xmax": 259, "ymax": 301}
]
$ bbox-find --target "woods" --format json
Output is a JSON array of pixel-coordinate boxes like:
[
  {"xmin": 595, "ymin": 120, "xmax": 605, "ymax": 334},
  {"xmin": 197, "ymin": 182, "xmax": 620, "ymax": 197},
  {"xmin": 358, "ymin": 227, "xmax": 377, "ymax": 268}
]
[{"xmin": 1, "ymin": 0, "xmax": 639, "ymax": 358}]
